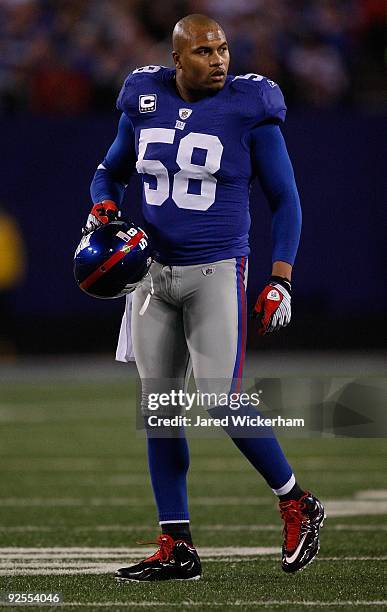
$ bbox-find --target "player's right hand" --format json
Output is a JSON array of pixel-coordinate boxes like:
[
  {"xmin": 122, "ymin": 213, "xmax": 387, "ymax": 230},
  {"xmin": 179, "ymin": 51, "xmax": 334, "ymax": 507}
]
[{"xmin": 82, "ymin": 200, "xmax": 120, "ymax": 235}]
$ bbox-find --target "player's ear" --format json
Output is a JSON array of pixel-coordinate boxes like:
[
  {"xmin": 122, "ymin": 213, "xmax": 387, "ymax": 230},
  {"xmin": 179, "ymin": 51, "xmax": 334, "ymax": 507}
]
[{"xmin": 172, "ymin": 51, "xmax": 182, "ymax": 70}]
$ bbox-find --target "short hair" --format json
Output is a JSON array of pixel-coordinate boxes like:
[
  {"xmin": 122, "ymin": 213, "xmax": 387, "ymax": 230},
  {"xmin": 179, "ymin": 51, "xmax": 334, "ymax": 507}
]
[{"xmin": 172, "ymin": 14, "xmax": 224, "ymax": 52}]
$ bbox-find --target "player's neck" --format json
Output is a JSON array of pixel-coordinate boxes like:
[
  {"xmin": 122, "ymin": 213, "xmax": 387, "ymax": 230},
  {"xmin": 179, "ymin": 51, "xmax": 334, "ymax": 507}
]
[{"xmin": 175, "ymin": 75, "xmax": 212, "ymax": 103}]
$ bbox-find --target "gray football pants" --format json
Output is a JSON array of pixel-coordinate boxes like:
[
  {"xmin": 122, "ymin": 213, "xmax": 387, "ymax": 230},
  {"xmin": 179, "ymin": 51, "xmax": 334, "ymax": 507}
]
[
  {"xmin": 131, "ymin": 257, "xmax": 248, "ymax": 413},
  {"xmin": 130, "ymin": 257, "xmax": 295, "ymax": 498}
]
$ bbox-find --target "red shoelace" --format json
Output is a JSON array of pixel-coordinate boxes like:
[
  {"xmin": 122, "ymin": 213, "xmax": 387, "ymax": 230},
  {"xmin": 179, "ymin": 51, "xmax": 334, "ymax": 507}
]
[
  {"xmin": 279, "ymin": 499, "xmax": 308, "ymax": 552},
  {"xmin": 139, "ymin": 534, "xmax": 175, "ymax": 563}
]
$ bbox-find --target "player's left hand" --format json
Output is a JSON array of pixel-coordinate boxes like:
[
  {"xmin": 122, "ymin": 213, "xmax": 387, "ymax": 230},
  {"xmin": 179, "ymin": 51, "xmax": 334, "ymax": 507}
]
[
  {"xmin": 253, "ymin": 276, "xmax": 291, "ymax": 335},
  {"xmin": 82, "ymin": 200, "xmax": 120, "ymax": 235}
]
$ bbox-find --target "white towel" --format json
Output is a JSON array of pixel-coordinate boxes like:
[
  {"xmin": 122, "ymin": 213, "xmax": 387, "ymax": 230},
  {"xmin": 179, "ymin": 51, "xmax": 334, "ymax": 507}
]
[{"xmin": 115, "ymin": 292, "xmax": 135, "ymax": 362}]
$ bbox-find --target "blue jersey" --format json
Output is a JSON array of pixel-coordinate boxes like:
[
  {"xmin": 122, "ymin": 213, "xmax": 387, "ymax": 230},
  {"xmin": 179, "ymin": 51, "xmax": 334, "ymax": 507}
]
[{"xmin": 115, "ymin": 66, "xmax": 287, "ymax": 265}]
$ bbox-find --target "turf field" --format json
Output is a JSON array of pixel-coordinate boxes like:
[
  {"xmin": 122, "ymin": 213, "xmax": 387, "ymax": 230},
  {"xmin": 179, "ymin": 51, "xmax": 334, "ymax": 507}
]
[{"xmin": 0, "ymin": 358, "xmax": 386, "ymax": 610}]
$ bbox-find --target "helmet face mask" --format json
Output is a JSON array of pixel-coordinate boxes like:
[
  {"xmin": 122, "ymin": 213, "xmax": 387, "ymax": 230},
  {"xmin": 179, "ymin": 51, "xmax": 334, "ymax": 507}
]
[{"xmin": 74, "ymin": 220, "xmax": 153, "ymax": 299}]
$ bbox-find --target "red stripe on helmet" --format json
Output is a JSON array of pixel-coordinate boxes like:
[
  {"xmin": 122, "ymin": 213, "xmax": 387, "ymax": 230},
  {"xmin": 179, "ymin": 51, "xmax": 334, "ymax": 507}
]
[{"xmin": 80, "ymin": 230, "xmax": 144, "ymax": 291}]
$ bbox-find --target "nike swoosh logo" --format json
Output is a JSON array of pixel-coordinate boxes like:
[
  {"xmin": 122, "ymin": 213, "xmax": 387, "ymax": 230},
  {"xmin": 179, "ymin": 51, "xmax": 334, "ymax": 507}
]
[
  {"xmin": 181, "ymin": 561, "xmax": 193, "ymax": 568},
  {"xmin": 285, "ymin": 533, "xmax": 308, "ymax": 564}
]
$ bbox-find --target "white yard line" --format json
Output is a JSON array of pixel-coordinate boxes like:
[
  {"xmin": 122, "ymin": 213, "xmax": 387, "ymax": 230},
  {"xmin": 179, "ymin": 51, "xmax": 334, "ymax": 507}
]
[
  {"xmin": 1, "ymin": 497, "xmax": 386, "ymax": 516},
  {"xmin": 355, "ymin": 489, "xmax": 387, "ymax": 500},
  {"xmin": 1, "ymin": 563, "xmax": 385, "ymax": 575},
  {"xmin": 0, "ymin": 526, "xmax": 54, "ymax": 532},
  {"xmin": 1, "ymin": 523, "xmax": 386, "ymax": 532},
  {"xmin": 203, "ymin": 523, "xmax": 387, "ymax": 532},
  {"xmin": 324, "ymin": 500, "xmax": 387, "ymax": 516},
  {"xmin": 0, "ymin": 497, "xmax": 272, "ymax": 507},
  {"xmin": 0, "ymin": 547, "xmax": 385, "ymax": 577},
  {"xmin": 0, "ymin": 557, "xmax": 385, "ymax": 569},
  {"xmin": 0, "ymin": 547, "xmax": 277, "ymax": 555}
]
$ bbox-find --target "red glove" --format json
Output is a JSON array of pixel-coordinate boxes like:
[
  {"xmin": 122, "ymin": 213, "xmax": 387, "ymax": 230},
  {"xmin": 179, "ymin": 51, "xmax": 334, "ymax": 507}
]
[
  {"xmin": 83, "ymin": 200, "xmax": 119, "ymax": 235},
  {"xmin": 253, "ymin": 276, "xmax": 291, "ymax": 335}
]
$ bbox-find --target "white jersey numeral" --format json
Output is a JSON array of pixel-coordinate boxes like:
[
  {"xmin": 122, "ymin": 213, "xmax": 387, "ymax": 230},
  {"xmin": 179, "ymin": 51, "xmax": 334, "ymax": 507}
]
[
  {"xmin": 132, "ymin": 65, "xmax": 162, "ymax": 74},
  {"xmin": 173, "ymin": 132, "xmax": 223, "ymax": 211},
  {"xmin": 136, "ymin": 128, "xmax": 175, "ymax": 206},
  {"xmin": 233, "ymin": 73, "xmax": 264, "ymax": 81},
  {"xmin": 136, "ymin": 128, "xmax": 224, "ymax": 211}
]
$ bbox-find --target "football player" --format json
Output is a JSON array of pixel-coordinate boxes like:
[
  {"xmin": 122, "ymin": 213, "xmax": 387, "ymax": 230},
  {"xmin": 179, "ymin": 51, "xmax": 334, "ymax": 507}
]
[{"xmin": 85, "ymin": 14, "xmax": 325, "ymax": 580}]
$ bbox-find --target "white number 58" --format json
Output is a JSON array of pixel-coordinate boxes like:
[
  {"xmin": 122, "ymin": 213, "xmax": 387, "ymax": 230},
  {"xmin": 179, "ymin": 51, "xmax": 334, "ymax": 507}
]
[{"xmin": 136, "ymin": 128, "xmax": 223, "ymax": 211}]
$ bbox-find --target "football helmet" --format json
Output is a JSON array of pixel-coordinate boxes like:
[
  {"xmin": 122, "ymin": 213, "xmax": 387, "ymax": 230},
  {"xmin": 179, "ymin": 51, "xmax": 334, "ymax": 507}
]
[{"xmin": 74, "ymin": 220, "xmax": 152, "ymax": 299}]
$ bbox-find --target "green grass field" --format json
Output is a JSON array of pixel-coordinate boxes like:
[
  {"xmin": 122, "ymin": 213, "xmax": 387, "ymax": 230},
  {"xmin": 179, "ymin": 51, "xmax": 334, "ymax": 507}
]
[{"xmin": 0, "ymin": 371, "xmax": 386, "ymax": 610}]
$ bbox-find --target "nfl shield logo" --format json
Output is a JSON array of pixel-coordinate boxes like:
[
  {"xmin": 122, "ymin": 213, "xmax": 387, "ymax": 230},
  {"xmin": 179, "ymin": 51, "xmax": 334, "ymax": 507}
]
[
  {"xmin": 202, "ymin": 266, "xmax": 216, "ymax": 276},
  {"xmin": 267, "ymin": 289, "xmax": 280, "ymax": 301},
  {"xmin": 179, "ymin": 108, "xmax": 192, "ymax": 120}
]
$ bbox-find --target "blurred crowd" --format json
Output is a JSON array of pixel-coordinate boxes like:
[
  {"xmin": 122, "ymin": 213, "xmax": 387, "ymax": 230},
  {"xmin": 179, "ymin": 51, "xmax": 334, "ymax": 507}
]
[{"xmin": 0, "ymin": 0, "xmax": 385, "ymax": 114}]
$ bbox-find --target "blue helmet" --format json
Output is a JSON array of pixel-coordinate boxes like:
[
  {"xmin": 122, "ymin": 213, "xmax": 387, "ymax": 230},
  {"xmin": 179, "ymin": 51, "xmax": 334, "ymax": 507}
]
[{"xmin": 74, "ymin": 220, "xmax": 152, "ymax": 299}]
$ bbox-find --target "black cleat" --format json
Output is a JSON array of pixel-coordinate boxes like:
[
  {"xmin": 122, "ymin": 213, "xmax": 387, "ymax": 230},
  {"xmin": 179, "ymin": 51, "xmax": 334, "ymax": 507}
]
[
  {"xmin": 279, "ymin": 491, "xmax": 325, "ymax": 573},
  {"xmin": 115, "ymin": 534, "xmax": 202, "ymax": 582}
]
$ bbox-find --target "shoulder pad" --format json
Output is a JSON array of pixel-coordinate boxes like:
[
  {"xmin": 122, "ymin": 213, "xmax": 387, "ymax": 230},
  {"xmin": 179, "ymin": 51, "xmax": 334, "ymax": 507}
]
[
  {"xmin": 116, "ymin": 66, "xmax": 169, "ymax": 115},
  {"xmin": 131, "ymin": 65, "xmax": 167, "ymax": 76},
  {"xmin": 231, "ymin": 73, "xmax": 287, "ymax": 124}
]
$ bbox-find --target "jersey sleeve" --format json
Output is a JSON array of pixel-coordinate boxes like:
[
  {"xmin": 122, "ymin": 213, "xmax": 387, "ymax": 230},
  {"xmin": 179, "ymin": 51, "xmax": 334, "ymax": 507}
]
[
  {"xmin": 231, "ymin": 74, "xmax": 287, "ymax": 125},
  {"xmin": 116, "ymin": 72, "xmax": 138, "ymax": 115},
  {"xmin": 258, "ymin": 77, "xmax": 287, "ymax": 124},
  {"xmin": 116, "ymin": 65, "xmax": 166, "ymax": 117},
  {"xmin": 90, "ymin": 113, "xmax": 136, "ymax": 205},
  {"xmin": 251, "ymin": 124, "xmax": 301, "ymax": 265}
]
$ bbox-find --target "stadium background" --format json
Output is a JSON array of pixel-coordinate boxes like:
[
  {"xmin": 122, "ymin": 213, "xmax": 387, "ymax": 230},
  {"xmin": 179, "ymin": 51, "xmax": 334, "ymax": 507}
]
[
  {"xmin": 0, "ymin": 0, "xmax": 385, "ymax": 354},
  {"xmin": 0, "ymin": 1, "xmax": 386, "ymax": 609}
]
